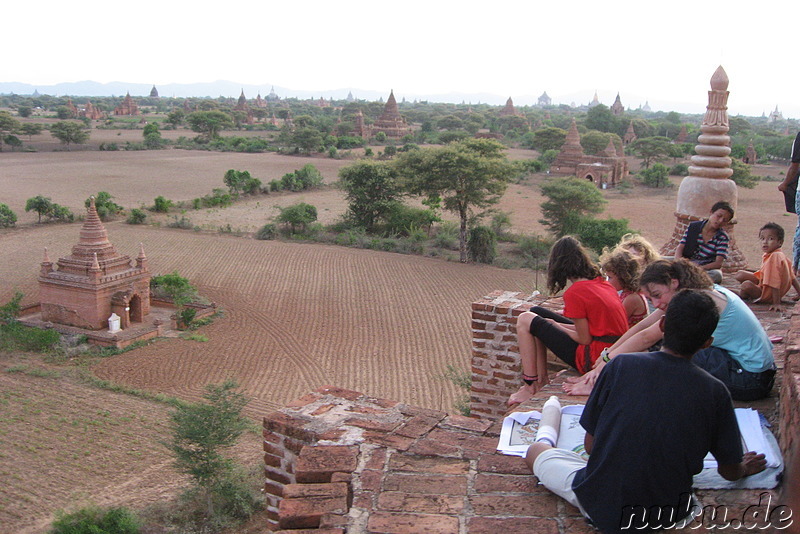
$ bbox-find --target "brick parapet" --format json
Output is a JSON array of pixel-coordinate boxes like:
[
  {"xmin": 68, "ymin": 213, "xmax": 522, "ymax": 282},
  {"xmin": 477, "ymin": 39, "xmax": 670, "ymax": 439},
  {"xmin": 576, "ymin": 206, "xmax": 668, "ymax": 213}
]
[{"xmin": 470, "ymin": 291, "xmax": 567, "ymax": 420}]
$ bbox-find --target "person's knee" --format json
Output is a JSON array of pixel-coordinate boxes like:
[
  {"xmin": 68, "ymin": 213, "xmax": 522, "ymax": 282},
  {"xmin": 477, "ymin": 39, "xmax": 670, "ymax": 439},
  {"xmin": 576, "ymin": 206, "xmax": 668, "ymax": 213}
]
[
  {"xmin": 525, "ymin": 442, "xmax": 552, "ymax": 470},
  {"xmin": 517, "ymin": 311, "xmax": 536, "ymax": 331}
]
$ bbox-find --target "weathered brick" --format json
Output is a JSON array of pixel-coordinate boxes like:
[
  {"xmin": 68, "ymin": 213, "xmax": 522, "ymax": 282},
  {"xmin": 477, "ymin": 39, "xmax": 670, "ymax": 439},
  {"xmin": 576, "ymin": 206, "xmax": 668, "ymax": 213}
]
[
  {"xmin": 407, "ymin": 438, "xmax": 461, "ymax": 458},
  {"xmin": 278, "ymin": 483, "xmax": 348, "ymax": 529},
  {"xmin": 295, "ymin": 445, "xmax": 359, "ymax": 483},
  {"xmin": 316, "ymin": 385, "xmax": 364, "ymax": 401},
  {"xmin": 473, "ymin": 472, "xmax": 542, "ymax": 494},
  {"xmin": 365, "ymin": 447, "xmax": 388, "ymax": 470},
  {"xmin": 264, "ymin": 480, "xmax": 284, "ymax": 497},
  {"xmin": 367, "ymin": 511, "xmax": 460, "ymax": 534},
  {"xmin": 285, "ymin": 392, "xmax": 323, "ymax": 408},
  {"xmin": 442, "ymin": 414, "xmax": 492, "ymax": 433},
  {"xmin": 388, "ymin": 455, "xmax": 469, "ymax": 475},
  {"xmin": 359, "ymin": 469, "xmax": 383, "ymax": 492},
  {"xmin": 394, "ymin": 415, "xmax": 441, "ymax": 439},
  {"xmin": 476, "ymin": 454, "xmax": 531, "ymax": 475},
  {"xmin": 264, "ymin": 452, "xmax": 283, "ymax": 468},
  {"xmin": 362, "ymin": 431, "xmax": 415, "ymax": 451},
  {"xmin": 310, "ymin": 403, "xmax": 337, "ymax": 416},
  {"xmin": 344, "ymin": 417, "xmax": 400, "ymax": 433},
  {"xmin": 467, "ymin": 516, "xmax": 559, "ymax": 533},
  {"xmin": 377, "ymin": 491, "xmax": 465, "ymax": 514},
  {"xmin": 470, "ymin": 493, "xmax": 559, "ymax": 517},
  {"xmin": 383, "ymin": 473, "xmax": 467, "ymax": 495}
]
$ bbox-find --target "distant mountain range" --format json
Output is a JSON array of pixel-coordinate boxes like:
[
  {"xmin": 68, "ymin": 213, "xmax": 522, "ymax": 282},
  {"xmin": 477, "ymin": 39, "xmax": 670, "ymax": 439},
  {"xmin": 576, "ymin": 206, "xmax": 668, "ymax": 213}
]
[{"xmin": 0, "ymin": 80, "xmax": 606, "ymax": 109}]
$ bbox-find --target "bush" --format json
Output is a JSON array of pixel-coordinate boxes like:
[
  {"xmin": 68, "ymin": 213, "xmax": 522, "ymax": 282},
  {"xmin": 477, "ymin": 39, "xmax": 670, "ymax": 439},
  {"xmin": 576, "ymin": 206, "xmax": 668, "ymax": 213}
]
[
  {"xmin": 639, "ymin": 163, "xmax": 671, "ymax": 188},
  {"xmin": 50, "ymin": 505, "xmax": 140, "ymax": 534},
  {"xmin": 0, "ymin": 203, "xmax": 17, "ymax": 227},
  {"xmin": 167, "ymin": 216, "xmax": 193, "ymax": 229},
  {"xmin": 275, "ymin": 203, "xmax": 317, "ymax": 234},
  {"xmin": 669, "ymin": 163, "xmax": 690, "ymax": 176},
  {"xmin": 0, "ymin": 322, "xmax": 61, "ymax": 352},
  {"xmin": 126, "ymin": 208, "xmax": 147, "ymax": 225},
  {"xmin": 730, "ymin": 159, "xmax": 759, "ymax": 189},
  {"xmin": 86, "ymin": 192, "xmax": 123, "ymax": 221},
  {"xmin": 432, "ymin": 222, "xmax": 459, "ymax": 250},
  {"xmin": 383, "ymin": 203, "xmax": 439, "ymax": 236},
  {"xmin": 467, "ymin": 226, "xmax": 497, "ymax": 264},
  {"xmin": 153, "ymin": 196, "xmax": 173, "ymax": 213},
  {"xmin": 255, "ymin": 223, "xmax": 277, "ymax": 240},
  {"xmin": 516, "ymin": 234, "xmax": 552, "ymax": 269},
  {"xmin": 48, "ymin": 204, "xmax": 74, "ymax": 223},
  {"xmin": 539, "ymin": 177, "xmax": 606, "ymax": 236},
  {"xmin": 566, "ymin": 215, "xmax": 634, "ymax": 253}
]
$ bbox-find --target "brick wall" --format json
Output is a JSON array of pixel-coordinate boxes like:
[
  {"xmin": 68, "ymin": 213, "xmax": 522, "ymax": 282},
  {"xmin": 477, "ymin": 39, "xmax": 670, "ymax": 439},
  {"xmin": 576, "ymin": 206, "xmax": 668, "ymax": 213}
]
[
  {"xmin": 779, "ymin": 315, "xmax": 800, "ymax": 534},
  {"xmin": 470, "ymin": 291, "xmax": 565, "ymax": 420}
]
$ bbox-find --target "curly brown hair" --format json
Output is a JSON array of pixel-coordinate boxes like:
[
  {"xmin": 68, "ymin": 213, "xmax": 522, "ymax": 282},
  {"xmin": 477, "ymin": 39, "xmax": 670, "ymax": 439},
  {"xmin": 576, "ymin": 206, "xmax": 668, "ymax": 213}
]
[
  {"xmin": 547, "ymin": 236, "xmax": 601, "ymax": 294},
  {"xmin": 617, "ymin": 233, "xmax": 661, "ymax": 266},
  {"xmin": 599, "ymin": 248, "xmax": 641, "ymax": 293},
  {"xmin": 639, "ymin": 259, "xmax": 713, "ymax": 290}
]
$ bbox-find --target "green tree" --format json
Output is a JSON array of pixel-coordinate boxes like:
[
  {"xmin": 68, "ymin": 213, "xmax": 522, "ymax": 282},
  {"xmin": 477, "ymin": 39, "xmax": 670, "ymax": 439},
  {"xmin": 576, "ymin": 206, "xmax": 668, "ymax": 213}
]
[
  {"xmin": 49, "ymin": 121, "xmax": 89, "ymax": 149},
  {"xmin": 167, "ymin": 380, "xmax": 250, "ymax": 518},
  {"xmin": 291, "ymin": 127, "xmax": 323, "ymax": 154},
  {"xmin": 394, "ymin": 138, "xmax": 517, "ymax": 262},
  {"xmin": 4, "ymin": 135, "xmax": 22, "ymax": 151},
  {"xmin": 0, "ymin": 203, "xmax": 17, "ymax": 227},
  {"xmin": 275, "ymin": 203, "xmax": 317, "ymax": 234},
  {"xmin": 86, "ymin": 192, "xmax": 123, "ymax": 221},
  {"xmin": 25, "ymin": 195, "xmax": 53, "ymax": 223},
  {"xmin": 150, "ymin": 271, "xmax": 198, "ymax": 325},
  {"xmin": 539, "ymin": 177, "xmax": 606, "ymax": 236},
  {"xmin": 50, "ymin": 506, "xmax": 141, "ymax": 534},
  {"xmin": 166, "ymin": 109, "xmax": 185, "ymax": 129},
  {"xmin": 730, "ymin": 159, "xmax": 759, "ymax": 189},
  {"xmin": 639, "ymin": 162, "xmax": 671, "ymax": 188},
  {"xmin": 187, "ymin": 111, "xmax": 233, "ymax": 141},
  {"xmin": 530, "ymin": 127, "xmax": 567, "ymax": 152},
  {"xmin": 18, "ymin": 122, "xmax": 43, "ymax": 140},
  {"xmin": 585, "ymin": 104, "xmax": 619, "ymax": 133},
  {"xmin": 153, "ymin": 196, "xmax": 173, "ymax": 213},
  {"xmin": 143, "ymin": 122, "xmax": 163, "ymax": 149},
  {"xmin": 339, "ymin": 161, "xmax": 403, "ymax": 232},
  {"xmin": 0, "ymin": 111, "xmax": 21, "ymax": 151},
  {"xmin": 223, "ymin": 169, "xmax": 253, "ymax": 195},
  {"xmin": 629, "ymin": 136, "xmax": 672, "ymax": 168},
  {"xmin": 17, "ymin": 106, "xmax": 32, "ymax": 118},
  {"xmin": 580, "ymin": 131, "xmax": 615, "ymax": 155},
  {"xmin": 467, "ymin": 226, "xmax": 497, "ymax": 264}
]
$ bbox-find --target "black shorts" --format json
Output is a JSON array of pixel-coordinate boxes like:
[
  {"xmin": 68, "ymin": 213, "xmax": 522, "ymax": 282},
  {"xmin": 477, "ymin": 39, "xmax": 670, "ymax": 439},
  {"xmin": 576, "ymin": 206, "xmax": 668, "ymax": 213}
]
[{"xmin": 528, "ymin": 306, "xmax": 578, "ymax": 370}]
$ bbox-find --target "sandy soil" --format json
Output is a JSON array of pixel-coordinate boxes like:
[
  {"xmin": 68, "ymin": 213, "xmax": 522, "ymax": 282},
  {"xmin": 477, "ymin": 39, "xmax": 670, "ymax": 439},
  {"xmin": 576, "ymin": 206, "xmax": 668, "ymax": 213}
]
[{"xmin": 0, "ymin": 140, "xmax": 795, "ymax": 532}]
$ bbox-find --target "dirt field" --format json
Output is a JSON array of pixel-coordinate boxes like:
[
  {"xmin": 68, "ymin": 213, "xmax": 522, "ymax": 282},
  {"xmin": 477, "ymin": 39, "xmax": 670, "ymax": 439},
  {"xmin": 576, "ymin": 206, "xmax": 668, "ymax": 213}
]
[{"xmin": 0, "ymin": 141, "xmax": 795, "ymax": 532}]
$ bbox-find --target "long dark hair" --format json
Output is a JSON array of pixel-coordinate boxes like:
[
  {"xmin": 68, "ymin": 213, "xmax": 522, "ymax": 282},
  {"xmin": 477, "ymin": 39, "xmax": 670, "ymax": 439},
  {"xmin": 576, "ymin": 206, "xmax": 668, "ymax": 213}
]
[
  {"xmin": 547, "ymin": 236, "xmax": 601, "ymax": 294},
  {"xmin": 639, "ymin": 259, "xmax": 713, "ymax": 290}
]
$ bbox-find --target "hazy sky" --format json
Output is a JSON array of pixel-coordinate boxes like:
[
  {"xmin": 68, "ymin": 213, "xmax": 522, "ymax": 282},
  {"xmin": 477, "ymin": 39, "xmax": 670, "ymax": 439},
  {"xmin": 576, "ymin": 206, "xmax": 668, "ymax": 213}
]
[{"xmin": 6, "ymin": 0, "xmax": 799, "ymax": 118}]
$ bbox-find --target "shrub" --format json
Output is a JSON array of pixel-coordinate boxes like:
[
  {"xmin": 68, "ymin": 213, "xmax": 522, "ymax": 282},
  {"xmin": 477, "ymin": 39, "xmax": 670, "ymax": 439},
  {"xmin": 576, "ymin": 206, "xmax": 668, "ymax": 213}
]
[
  {"xmin": 255, "ymin": 223, "xmax": 277, "ymax": 240},
  {"xmin": 432, "ymin": 222, "xmax": 459, "ymax": 250},
  {"xmin": 50, "ymin": 505, "xmax": 140, "ymax": 534},
  {"xmin": 384, "ymin": 203, "xmax": 439, "ymax": 236},
  {"xmin": 275, "ymin": 203, "xmax": 317, "ymax": 234},
  {"xmin": 539, "ymin": 178, "xmax": 606, "ymax": 236},
  {"xmin": 639, "ymin": 163, "xmax": 671, "ymax": 188},
  {"xmin": 669, "ymin": 163, "xmax": 690, "ymax": 176},
  {"xmin": 126, "ymin": 208, "xmax": 147, "ymax": 225},
  {"xmin": 48, "ymin": 204, "xmax": 74, "ymax": 222},
  {"xmin": 566, "ymin": 215, "xmax": 634, "ymax": 253},
  {"xmin": 167, "ymin": 216, "xmax": 193, "ymax": 229},
  {"xmin": 730, "ymin": 159, "xmax": 759, "ymax": 189},
  {"xmin": 467, "ymin": 226, "xmax": 497, "ymax": 264},
  {"xmin": 0, "ymin": 203, "xmax": 17, "ymax": 227},
  {"xmin": 153, "ymin": 196, "xmax": 173, "ymax": 213},
  {"xmin": 516, "ymin": 234, "xmax": 552, "ymax": 269},
  {"xmin": 86, "ymin": 192, "xmax": 123, "ymax": 221},
  {"xmin": 0, "ymin": 322, "xmax": 61, "ymax": 352}
]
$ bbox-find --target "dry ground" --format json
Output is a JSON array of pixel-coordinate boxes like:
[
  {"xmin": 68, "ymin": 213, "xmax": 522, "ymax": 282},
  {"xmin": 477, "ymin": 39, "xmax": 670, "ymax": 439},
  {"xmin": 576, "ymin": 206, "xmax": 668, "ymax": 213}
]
[{"xmin": 0, "ymin": 139, "xmax": 795, "ymax": 532}]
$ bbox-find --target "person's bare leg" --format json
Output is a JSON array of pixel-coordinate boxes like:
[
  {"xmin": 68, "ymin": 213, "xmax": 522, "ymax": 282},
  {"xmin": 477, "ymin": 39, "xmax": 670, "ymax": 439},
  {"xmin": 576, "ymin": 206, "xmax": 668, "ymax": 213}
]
[
  {"xmin": 735, "ymin": 270, "xmax": 758, "ymax": 284},
  {"xmin": 509, "ymin": 312, "xmax": 541, "ymax": 406},
  {"xmin": 739, "ymin": 280, "xmax": 760, "ymax": 301},
  {"xmin": 535, "ymin": 336, "xmax": 549, "ymax": 388},
  {"xmin": 525, "ymin": 441, "xmax": 553, "ymax": 471}
]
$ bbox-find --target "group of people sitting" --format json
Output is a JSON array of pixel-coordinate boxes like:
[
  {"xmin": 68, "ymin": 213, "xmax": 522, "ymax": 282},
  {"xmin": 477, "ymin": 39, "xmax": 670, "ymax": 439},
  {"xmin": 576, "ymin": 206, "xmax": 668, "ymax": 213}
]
[
  {"xmin": 510, "ymin": 204, "xmax": 787, "ymax": 532},
  {"xmin": 509, "ymin": 202, "xmax": 782, "ymax": 407}
]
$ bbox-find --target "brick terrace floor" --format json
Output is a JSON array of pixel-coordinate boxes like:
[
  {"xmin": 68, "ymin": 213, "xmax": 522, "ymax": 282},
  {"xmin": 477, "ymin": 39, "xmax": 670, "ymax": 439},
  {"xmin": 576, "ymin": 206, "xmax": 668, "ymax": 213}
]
[{"xmin": 266, "ymin": 276, "xmax": 794, "ymax": 533}]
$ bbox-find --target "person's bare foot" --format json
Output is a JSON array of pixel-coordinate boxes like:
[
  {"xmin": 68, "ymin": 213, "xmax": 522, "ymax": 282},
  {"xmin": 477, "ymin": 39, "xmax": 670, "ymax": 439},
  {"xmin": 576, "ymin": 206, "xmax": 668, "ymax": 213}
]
[
  {"xmin": 563, "ymin": 375, "xmax": 582, "ymax": 384},
  {"xmin": 563, "ymin": 379, "xmax": 594, "ymax": 396},
  {"xmin": 507, "ymin": 384, "xmax": 537, "ymax": 406},
  {"xmin": 793, "ymin": 293, "xmax": 800, "ymax": 302}
]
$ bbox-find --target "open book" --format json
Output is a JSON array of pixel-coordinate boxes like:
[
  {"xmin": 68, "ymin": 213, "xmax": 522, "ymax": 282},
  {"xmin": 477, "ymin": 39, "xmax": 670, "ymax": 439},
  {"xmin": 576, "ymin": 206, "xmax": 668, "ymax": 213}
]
[
  {"xmin": 497, "ymin": 403, "xmax": 587, "ymax": 458},
  {"xmin": 703, "ymin": 408, "xmax": 780, "ymax": 469}
]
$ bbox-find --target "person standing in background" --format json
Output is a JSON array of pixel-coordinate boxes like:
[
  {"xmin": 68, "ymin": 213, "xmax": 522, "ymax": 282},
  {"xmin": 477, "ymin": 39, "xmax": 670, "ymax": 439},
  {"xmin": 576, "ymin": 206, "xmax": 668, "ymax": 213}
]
[{"xmin": 778, "ymin": 132, "xmax": 800, "ymax": 270}]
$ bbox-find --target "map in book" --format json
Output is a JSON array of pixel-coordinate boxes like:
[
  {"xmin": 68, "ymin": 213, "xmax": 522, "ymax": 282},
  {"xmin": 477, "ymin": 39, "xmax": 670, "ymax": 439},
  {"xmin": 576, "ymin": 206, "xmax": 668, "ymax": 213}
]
[{"xmin": 497, "ymin": 404, "xmax": 587, "ymax": 458}]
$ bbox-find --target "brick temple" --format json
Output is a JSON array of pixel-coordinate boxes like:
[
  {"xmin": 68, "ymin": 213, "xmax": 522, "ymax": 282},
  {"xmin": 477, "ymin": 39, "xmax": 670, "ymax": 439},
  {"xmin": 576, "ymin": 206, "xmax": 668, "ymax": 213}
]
[
  {"xmin": 371, "ymin": 90, "xmax": 411, "ymax": 138},
  {"xmin": 38, "ymin": 197, "xmax": 151, "ymax": 331}
]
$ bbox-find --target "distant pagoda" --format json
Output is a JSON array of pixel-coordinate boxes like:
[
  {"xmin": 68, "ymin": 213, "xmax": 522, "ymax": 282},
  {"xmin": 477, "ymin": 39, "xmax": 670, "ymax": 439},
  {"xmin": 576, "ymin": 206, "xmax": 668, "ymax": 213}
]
[
  {"xmin": 660, "ymin": 66, "xmax": 746, "ymax": 271},
  {"xmin": 372, "ymin": 90, "xmax": 410, "ymax": 138}
]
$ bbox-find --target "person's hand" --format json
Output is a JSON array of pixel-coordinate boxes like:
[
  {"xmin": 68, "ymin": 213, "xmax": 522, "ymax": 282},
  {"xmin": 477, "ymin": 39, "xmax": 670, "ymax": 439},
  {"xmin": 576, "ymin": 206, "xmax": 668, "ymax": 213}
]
[
  {"xmin": 769, "ymin": 303, "xmax": 784, "ymax": 312},
  {"xmin": 742, "ymin": 452, "xmax": 767, "ymax": 477}
]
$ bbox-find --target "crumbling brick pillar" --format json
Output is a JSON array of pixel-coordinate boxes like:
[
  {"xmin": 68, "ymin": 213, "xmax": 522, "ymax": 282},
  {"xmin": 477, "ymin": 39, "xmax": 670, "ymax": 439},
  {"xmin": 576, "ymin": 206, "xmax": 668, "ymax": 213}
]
[
  {"xmin": 779, "ymin": 314, "xmax": 800, "ymax": 533},
  {"xmin": 470, "ymin": 291, "xmax": 564, "ymax": 420}
]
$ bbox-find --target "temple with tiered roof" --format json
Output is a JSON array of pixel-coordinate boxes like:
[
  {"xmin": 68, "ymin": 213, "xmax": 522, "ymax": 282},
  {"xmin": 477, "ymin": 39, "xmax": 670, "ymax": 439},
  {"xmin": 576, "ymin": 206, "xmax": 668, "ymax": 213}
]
[{"xmin": 38, "ymin": 198, "xmax": 151, "ymax": 331}]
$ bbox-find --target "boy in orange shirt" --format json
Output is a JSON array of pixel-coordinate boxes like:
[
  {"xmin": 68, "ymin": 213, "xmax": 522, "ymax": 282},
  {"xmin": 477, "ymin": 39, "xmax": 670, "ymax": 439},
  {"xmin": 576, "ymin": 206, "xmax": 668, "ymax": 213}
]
[{"xmin": 735, "ymin": 222, "xmax": 798, "ymax": 312}]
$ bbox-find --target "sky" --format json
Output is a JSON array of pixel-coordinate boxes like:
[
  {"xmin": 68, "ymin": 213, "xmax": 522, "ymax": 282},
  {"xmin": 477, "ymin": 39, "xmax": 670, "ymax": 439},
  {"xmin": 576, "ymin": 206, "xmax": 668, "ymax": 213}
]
[{"xmin": 6, "ymin": 0, "xmax": 799, "ymax": 118}]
